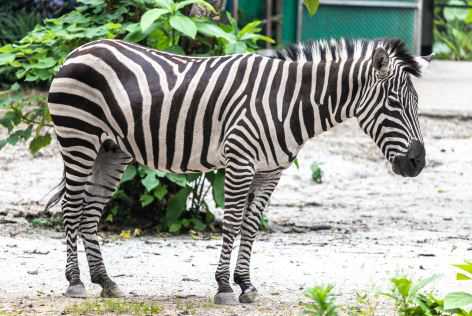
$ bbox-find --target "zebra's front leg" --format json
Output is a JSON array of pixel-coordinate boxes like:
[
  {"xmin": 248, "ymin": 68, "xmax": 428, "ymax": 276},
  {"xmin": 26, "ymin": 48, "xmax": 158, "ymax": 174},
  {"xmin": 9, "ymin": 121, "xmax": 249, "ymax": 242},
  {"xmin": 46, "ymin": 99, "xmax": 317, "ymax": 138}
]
[
  {"xmin": 234, "ymin": 171, "xmax": 281, "ymax": 303},
  {"xmin": 214, "ymin": 161, "xmax": 255, "ymax": 305}
]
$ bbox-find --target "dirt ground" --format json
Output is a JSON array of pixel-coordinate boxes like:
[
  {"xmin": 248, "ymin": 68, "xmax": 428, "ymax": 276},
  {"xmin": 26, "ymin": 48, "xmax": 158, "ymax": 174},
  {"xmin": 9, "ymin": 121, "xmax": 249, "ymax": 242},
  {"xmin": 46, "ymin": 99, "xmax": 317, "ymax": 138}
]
[{"xmin": 1, "ymin": 115, "xmax": 472, "ymax": 315}]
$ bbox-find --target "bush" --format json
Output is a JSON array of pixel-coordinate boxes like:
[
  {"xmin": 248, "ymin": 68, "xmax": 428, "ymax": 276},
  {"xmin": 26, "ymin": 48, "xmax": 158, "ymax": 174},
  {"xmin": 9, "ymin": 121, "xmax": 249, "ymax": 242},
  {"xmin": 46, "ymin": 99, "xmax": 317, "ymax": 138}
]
[{"xmin": 433, "ymin": 0, "xmax": 472, "ymax": 60}]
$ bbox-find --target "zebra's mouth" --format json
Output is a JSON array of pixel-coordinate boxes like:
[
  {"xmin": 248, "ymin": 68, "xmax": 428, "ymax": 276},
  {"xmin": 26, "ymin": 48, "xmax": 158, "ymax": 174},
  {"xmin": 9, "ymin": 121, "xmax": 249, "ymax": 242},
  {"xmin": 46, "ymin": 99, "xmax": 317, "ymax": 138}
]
[{"xmin": 391, "ymin": 141, "xmax": 426, "ymax": 177}]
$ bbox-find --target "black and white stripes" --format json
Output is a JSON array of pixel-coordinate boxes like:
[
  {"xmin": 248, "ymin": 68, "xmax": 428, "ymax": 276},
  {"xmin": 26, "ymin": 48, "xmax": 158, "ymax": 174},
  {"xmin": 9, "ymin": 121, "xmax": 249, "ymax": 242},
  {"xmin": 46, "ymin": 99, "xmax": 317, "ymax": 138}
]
[{"xmin": 45, "ymin": 38, "xmax": 427, "ymax": 303}]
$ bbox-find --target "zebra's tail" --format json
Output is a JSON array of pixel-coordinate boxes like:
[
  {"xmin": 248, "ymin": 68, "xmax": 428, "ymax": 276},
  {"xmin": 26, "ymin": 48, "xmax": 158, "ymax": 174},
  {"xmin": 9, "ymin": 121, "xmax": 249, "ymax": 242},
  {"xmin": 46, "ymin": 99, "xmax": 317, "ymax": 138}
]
[{"xmin": 44, "ymin": 169, "xmax": 66, "ymax": 211}]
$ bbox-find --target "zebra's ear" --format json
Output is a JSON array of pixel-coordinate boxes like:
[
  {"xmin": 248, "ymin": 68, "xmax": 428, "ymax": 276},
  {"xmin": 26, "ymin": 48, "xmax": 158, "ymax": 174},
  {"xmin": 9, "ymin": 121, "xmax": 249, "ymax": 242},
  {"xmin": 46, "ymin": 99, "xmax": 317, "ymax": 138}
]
[
  {"xmin": 372, "ymin": 47, "xmax": 389, "ymax": 75},
  {"xmin": 414, "ymin": 54, "xmax": 432, "ymax": 73}
]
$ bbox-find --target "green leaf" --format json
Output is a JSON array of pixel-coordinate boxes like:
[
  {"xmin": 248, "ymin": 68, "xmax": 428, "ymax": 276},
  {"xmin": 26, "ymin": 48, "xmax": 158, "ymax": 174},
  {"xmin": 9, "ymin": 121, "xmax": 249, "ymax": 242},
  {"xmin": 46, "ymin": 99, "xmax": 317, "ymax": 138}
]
[
  {"xmin": 444, "ymin": 292, "xmax": 472, "ymax": 311},
  {"xmin": 391, "ymin": 277, "xmax": 411, "ymax": 299},
  {"xmin": 196, "ymin": 22, "xmax": 235, "ymax": 42},
  {"xmin": 311, "ymin": 161, "xmax": 323, "ymax": 184},
  {"xmin": 454, "ymin": 262, "xmax": 472, "ymax": 275},
  {"xmin": 304, "ymin": 0, "xmax": 320, "ymax": 16},
  {"xmin": 0, "ymin": 53, "xmax": 15, "ymax": 66},
  {"xmin": 238, "ymin": 20, "xmax": 262, "ymax": 37},
  {"xmin": 211, "ymin": 170, "xmax": 224, "ymax": 208},
  {"xmin": 409, "ymin": 274, "xmax": 440, "ymax": 298},
  {"xmin": 146, "ymin": 27, "xmax": 172, "ymax": 50},
  {"xmin": 191, "ymin": 218, "xmax": 206, "ymax": 231},
  {"xmin": 7, "ymin": 127, "xmax": 32, "ymax": 145},
  {"xmin": 140, "ymin": 8, "xmax": 169, "ymax": 33},
  {"xmin": 224, "ymin": 41, "xmax": 247, "ymax": 54},
  {"xmin": 121, "ymin": 165, "xmax": 137, "ymax": 182},
  {"xmin": 29, "ymin": 133, "xmax": 51, "ymax": 155},
  {"xmin": 0, "ymin": 111, "xmax": 22, "ymax": 131},
  {"xmin": 141, "ymin": 172, "xmax": 160, "ymax": 192},
  {"xmin": 140, "ymin": 193, "xmax": 155, "ymax": 207},
  {"xmin": 153, "ymin": 185, "xmax": 168, "ymax": 200},
  {"xmin": 444, "ymin": 0, "xmax": 468, "ymax": 21},
  {"xmin": 155, "ymin": 0, "xmax": 173, "ymax": 10},
  {"xmin": 165, "ymin": 45, "xmax": 185, "ymax": 55},
  {"xmin": 186, "ymin": 173, "xmax": 202, "ymax": 182},
  {"xmin": 30, "ymin": 57, "xmax": 56, "ymax": 69},
  {"xmin": 165, "ymin": 187, "xmax": 191, "ymax": 224},
  {"xmin": 457, "ymin": 273, "xmax": 471, "ymax": 281},
  {"xmin": 168, "ymin": 222, "xmax": 182, "ymax": 233},
  {"xmin": 166, "ymin": 173, "xmax": 187, "ymax": 187},
  {"xmin": 169, "ymin": 15, "xmax": 197, "ymax": 39},
  {"xmin": 239, "ymin": 33, "xmax": 275, "ymax": 43}
]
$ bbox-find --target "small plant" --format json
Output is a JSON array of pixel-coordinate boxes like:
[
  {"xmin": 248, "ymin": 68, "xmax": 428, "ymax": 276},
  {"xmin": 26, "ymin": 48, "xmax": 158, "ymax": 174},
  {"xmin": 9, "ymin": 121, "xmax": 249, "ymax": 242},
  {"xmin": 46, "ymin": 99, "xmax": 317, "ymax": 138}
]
[
  {"xmin": 345, "ymin": 292, "xmax": 378, "ymax": 316},
  {"xmin": 383, "ymin": 275, "xmax": 445, "ymax": 316},
  {"xmin": 0, "ymin": 84, "xmax": 52, "ymax": 155},
  {"xmin": 304, "ymin": 284, "xmax": 338, "ymax": 316},
  {"xmin": 311, "ymin": 161, "xmax": 323, "ymax": 184},
  {"xmin": 444, "ymin": 261, "xmax": 472, "ymax": 314},
  {"xmin": 63, "ymin": 298, "xmax": 161, "ymax": 315},
  {"xmin": 104, "ymin": 164, "xmax": 224, "ymax": 234}
]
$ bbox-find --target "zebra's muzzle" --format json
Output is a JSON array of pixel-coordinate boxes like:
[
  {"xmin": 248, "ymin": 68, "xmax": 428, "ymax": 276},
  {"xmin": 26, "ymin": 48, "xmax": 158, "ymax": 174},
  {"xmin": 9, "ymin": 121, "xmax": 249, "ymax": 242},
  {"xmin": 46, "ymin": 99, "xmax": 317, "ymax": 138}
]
[{"xmin": 392, "ymin": 140, "xmax": 425, "ymax": 177}]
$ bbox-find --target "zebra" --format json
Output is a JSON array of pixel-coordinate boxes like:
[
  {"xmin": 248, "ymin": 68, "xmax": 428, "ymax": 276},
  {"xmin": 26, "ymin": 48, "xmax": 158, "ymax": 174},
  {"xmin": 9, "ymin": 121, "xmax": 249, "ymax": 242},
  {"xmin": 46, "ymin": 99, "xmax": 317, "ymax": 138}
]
[{"xmin": 45, "ymin": 37, "xmax": 429, "ymax": 305}]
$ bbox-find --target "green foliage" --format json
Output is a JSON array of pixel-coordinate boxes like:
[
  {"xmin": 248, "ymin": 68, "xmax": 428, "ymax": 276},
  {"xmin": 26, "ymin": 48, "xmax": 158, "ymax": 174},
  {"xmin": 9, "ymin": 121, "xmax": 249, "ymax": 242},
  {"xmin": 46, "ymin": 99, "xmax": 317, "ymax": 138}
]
[
  {"xmin": 383, "ymin": 275, "xmax": 445, "ymax": 316},
  {"xmin": 126, "ymin": 1, "xmax": 274, "ymax": 55},
  {"xmin": 0, "ymin": 0, "xmax": 136, "ymax": 83},
  {"xmin": 310, "ymin": 161, "xmax": 323, "ymax": 184},
  {"xmin": 433, "ymin": 0, "xmax": 472, "ymax": 60},
  {"xmin": 304, "ymin": 285, "xmax": 338, "ymax": 316},
  {"xmin": 64, "ymin": 298, "xmax": 161, "ymax": 316},
  {"xmin": 444, "ymin": 261, "xmax": 472, "ymax": 314},
  {"xmin": 104, "ymin": 164, "xmax": 223, "ymax": 234},
  {"xmin": 304, "ymin": 0, "xmax": 320, "ymax": 16},
  {"xmin": 345, "ymin": 292, "xmax": 378, "ymax": 316},
  {"xmin": 0, "ymin": 0, "xmax": 273, "ymax": 84},
  {"xmin": 0, "ymin": 10, "xmax": 43, "ymax": 45},
  {"xmin": 0, "ymin": 84, "xmax": 51, "ymax": 155}
]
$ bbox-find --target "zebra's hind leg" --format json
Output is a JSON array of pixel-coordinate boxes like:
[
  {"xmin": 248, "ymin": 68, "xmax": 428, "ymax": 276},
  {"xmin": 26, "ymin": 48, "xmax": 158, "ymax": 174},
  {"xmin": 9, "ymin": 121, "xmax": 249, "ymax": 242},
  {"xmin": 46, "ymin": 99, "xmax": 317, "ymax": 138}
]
[
  {"xmin": 234, "ymin": 171, "xmax": 281, "ymax": 303},
  {"xmin": 80, "ymin": 140, "xmax": 131, "ymax": 298},
  {"xmin": 214, "ymin": 160, "xmax": 255, "ymax": 305},
  {"xmin": 60, "ymin": 143, "xmax": 100, "ymax": 298}
]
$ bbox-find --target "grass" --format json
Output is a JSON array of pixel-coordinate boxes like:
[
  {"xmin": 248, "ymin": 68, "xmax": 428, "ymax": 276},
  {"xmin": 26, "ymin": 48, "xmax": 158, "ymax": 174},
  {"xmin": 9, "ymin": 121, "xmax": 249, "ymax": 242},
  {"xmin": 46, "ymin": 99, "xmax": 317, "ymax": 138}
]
[{"xmin": 63, "ymin": 299, "xmax": 161, "ymax": 316}]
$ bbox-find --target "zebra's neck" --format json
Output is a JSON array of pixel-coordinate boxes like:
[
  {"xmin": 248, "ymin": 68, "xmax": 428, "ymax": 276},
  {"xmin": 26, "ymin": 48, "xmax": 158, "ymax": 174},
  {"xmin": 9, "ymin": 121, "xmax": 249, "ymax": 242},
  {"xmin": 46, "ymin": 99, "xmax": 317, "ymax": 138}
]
[{"xmin": 292, "ymin": 56, "xmax": 372, "ymax": 143}]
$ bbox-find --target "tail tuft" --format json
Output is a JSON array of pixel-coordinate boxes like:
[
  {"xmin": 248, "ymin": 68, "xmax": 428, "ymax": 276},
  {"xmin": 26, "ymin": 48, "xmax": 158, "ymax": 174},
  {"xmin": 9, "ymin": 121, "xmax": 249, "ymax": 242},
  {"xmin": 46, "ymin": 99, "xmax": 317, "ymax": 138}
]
[{"xmin": 44, "ymin": 170, "xmax": 66, "ymax": 211}]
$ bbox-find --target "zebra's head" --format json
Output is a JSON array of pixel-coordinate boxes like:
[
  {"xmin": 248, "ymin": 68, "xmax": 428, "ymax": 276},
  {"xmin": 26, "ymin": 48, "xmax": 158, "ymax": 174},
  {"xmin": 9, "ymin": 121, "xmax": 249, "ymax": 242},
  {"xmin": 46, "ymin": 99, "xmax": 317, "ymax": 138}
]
[{"xmin": 356, "ymin": 40, "xmax": 430, "ymax": 177}]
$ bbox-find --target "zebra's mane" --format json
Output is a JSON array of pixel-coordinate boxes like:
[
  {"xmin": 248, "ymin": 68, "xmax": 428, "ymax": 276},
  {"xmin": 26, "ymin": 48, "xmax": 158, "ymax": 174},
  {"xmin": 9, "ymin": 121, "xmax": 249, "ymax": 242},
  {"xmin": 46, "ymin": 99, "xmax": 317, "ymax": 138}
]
[{"xmin": 260, "ymin": 38, "xmax": 421, "ymax": 77}]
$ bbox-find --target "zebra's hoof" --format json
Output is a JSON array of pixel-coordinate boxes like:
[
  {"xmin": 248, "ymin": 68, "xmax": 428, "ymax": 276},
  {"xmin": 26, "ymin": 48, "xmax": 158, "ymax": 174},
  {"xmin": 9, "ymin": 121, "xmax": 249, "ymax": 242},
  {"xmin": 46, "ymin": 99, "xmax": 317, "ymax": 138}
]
[
  {"xmin": 239, "ymin": 287, "xmax": 257, "ymax": 303},
  {"xmin": 214, "ymin": 292, "xmax": 239, "ymax": 305},
  {"xmin": 101, "ymin": 285, "xmax": 125, "ymax": 298},
  {"xmin": 65, "ymin": 282, "xmax": 87, "ymax": 298}
]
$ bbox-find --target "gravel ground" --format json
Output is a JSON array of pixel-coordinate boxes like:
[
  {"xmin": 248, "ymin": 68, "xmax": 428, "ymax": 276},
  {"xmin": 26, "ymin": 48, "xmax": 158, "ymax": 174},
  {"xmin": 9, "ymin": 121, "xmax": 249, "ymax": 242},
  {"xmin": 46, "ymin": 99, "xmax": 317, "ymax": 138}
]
[{"xmin": 1, "ymin": 115, "xmax": 472, "ymax": 315}]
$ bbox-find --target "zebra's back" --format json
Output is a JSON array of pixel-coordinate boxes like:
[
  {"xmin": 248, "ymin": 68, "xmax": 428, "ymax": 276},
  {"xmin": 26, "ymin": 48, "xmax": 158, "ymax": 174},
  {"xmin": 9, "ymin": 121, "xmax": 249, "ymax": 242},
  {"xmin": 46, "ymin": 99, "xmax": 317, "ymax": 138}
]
[{"xmin": 48, "ymin": 39, "xmax": 261, "ymax": 173}]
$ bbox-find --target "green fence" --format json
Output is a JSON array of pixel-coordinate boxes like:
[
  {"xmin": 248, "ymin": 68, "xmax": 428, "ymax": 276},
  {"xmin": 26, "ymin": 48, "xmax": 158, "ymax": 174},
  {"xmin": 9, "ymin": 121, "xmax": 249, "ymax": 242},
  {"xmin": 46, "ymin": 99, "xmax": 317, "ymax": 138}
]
[
  {"xmin": 227, "ymin": 0, "xmax": 422, "ymax": 54},
  {"xmin": 283, "ymin": 0, "xmax": 422, "ymax": 53}
]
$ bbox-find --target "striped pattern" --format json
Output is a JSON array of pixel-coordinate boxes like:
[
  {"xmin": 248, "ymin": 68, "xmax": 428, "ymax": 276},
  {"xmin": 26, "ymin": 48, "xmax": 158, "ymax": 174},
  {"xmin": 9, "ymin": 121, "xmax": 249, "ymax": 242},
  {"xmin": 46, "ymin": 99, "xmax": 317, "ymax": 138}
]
[{"xmin": 46, "ymin": 38, "xmax": 425, "ymax": 301}]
